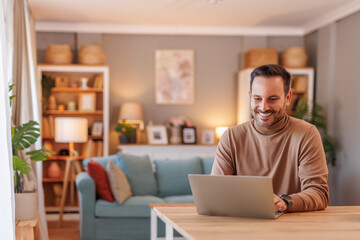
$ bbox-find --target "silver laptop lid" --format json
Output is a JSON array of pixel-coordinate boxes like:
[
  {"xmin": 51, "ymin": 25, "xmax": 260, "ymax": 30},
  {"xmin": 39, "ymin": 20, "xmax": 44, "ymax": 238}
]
[{"xmin": 189, "ymin": 174, "xmax": 280, "ymax": 219}]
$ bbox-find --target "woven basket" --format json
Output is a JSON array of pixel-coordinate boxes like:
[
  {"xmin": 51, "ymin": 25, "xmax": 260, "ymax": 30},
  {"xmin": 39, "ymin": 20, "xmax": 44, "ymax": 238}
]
[
  {"xmin": 281, "ymin": 47, "xmax": 307, "ymax": 68},
  {"xmin": 244, "ymin": 48, "xmax": 278, "ymax": 68},
  {"xmin": 78, "ymin": 45, "xmax": 106, "ymax": 65},
  {"xmin": 45, "ymin": 44, "xmax": 73, "ymax": 64}
]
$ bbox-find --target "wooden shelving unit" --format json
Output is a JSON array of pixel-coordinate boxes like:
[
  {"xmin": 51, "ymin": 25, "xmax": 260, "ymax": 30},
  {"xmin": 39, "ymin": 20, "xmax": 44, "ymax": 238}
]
[{"xmin": 38, "ymin": 64, "xmax": 109, "ymax": 212}]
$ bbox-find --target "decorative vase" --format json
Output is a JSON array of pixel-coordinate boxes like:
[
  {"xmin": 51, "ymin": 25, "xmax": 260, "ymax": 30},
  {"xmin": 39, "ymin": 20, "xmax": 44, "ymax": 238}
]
[
  {"xmin": 48, "ymin": 161, "xmax": 61, "ymax": 178},
  {"xmin": 15, "ymin": 192, "xmax": 38, "ymax": 220},
  {"xmin": 170, "ymin": 126, "xmax": 181, "ymax": 144}
]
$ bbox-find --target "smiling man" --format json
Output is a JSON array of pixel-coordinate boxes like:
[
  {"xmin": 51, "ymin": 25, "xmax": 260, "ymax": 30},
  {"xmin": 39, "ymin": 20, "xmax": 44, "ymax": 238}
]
[{"xmin": 211, "ymin": 64, "xmax": 329, "ymax": 212}]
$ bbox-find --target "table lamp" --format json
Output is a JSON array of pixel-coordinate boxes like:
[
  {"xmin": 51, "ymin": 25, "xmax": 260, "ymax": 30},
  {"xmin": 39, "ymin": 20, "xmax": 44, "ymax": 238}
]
[
  {"xmin": 118, "ymin": 102, "xmax": 144, "ymax": 130},
  {"xmin": 55, "ymin": 117, "xmax": 88, "ymax": 157}
]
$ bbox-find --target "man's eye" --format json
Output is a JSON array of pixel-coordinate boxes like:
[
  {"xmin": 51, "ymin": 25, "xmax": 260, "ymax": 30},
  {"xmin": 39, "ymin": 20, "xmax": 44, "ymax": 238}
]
[
  {"xmin": 254, "ymin": 97, "xmax": 261, "ymax": 101},
  {"xmin": 270, "ymin": 98, "xmax": 278, "ymax": 101}
]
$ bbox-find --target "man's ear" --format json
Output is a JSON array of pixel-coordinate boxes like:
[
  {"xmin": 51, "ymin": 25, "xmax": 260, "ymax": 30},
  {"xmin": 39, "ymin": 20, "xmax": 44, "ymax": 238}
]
[
  {"xmin": 285, "ymin": 90, "xmax": 292, "ymax": 106},
  {"xmin": 248, "ymin": 91, "xmax": 251, "ymax": 97}
]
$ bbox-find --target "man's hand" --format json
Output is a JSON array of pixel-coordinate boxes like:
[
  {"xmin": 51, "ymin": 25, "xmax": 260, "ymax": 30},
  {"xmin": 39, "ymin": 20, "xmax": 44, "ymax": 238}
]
[{"xmin": 273, "ymin": 194, "xmax": 287, "ymax": 212}]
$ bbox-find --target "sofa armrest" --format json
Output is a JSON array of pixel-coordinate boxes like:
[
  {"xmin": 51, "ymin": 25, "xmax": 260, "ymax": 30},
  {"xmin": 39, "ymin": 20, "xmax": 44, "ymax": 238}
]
[{"xmin": 76, "ymin": 172, "xmax": 96, "ymax": 240}]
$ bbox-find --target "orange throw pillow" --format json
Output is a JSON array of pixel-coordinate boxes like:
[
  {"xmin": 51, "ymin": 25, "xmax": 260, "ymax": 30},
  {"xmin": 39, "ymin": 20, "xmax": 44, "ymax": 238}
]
[{"xmin": 87, "ymin": 160, "xmax": 114, "ymax": 202}]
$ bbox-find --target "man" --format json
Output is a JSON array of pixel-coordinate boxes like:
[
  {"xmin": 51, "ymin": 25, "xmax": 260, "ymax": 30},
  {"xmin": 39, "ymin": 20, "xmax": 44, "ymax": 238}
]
[{"xmin": 211, "ymin": 64, "xmax": 329, "ymax": 212}]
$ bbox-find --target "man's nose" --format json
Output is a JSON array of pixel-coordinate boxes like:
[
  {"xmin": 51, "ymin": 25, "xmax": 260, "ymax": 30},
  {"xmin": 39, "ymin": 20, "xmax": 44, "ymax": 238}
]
[{"xmin": 258, "ymin": 101, "xmax": 269, "ymax": 112}]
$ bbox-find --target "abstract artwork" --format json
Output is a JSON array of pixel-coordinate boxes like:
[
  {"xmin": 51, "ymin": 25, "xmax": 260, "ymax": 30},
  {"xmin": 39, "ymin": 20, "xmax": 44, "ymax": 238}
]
[{"xmin": 155, "ymin": 50, "xmax": 194, "ymax": 104}]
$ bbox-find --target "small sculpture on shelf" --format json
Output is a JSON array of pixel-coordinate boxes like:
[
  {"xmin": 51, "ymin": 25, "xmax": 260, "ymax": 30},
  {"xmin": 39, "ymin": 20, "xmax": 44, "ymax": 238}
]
[{"xmin": 168, "ymin": 116, "xmax": 191, "ymax": 144}]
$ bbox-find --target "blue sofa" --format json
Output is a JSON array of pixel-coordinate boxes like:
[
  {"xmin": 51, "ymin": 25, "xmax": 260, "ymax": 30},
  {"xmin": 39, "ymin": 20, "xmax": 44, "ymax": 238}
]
[{"xmin": 76, "ymin": 152, "xmax": 214, "ymax": 240}]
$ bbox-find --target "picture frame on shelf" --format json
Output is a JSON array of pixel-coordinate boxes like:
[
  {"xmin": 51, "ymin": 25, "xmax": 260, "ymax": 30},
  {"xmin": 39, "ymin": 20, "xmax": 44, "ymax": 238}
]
[
  {"xmin": 154, "ymin": 49, "xmax": 195, "ymax": 105},
  {"xmin": 78, "ymin": 93, "xmax": 96, "ymax": 112},
  {"xmin": 181, "ymin": 126, "xmax": 197, "ymax": 144},
  {"xmin": 91, "ymin": 122, "xmax": 103, "ymax": 136},
  {"xmin": 201, "ymin": 130, "xmax": 214, "ymax": 145},
  {"xmin": 147, "ymin": 125, "xmax": 168, "ymax": 145}
]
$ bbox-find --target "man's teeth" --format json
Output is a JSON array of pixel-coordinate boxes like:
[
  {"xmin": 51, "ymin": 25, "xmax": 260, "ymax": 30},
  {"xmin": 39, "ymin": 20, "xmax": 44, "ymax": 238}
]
[{"xmin": 259, "ymin": 112, "xmax": 272, "ymax": 117}]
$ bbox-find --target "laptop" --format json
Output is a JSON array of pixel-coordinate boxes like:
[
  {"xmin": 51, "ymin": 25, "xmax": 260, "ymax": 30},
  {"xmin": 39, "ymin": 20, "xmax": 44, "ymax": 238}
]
[{"xmin": 188, "ymin": 174, "xmax": 283, "ymax": 219}]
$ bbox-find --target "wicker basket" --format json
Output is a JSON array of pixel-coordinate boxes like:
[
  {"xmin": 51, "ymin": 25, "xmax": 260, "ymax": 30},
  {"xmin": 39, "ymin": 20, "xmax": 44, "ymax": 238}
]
[
  {"xmin": 45, "ymin": 44, "xmax": 73, "ymax": 64},
  {"xmin": 281, "ymin": 47, "xmax": 307, "ymax": 68},
  {"xmin": 244, "ymin": 48, "xmax": 278, "ymax": 68},
  {"xmin": 78, "ymin": 45, "xmax": 106, "ymax": 65}
]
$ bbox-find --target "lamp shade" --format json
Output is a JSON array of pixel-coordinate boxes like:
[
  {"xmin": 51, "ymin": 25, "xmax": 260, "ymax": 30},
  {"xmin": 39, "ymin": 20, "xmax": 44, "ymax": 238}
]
[
  {"xmin": 118, "ymin": 102, "xmax": 143, "ymax": 122},
  {"xmin": 55, "ymin": 117, "xmax": 88, "ymax": 143}
]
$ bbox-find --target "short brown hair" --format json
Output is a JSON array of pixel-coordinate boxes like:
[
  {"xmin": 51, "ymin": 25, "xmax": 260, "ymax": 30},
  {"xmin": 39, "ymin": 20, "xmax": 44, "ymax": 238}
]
[{"xmin": 250, "ymin": 64, "xmax": 291, "ymax": 95}]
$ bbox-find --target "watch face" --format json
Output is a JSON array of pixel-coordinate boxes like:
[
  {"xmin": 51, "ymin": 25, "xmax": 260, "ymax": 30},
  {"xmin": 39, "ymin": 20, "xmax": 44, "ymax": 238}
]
[{"xmin": 280, "ymin": 195, "xmax": 293, "ymax": 210}]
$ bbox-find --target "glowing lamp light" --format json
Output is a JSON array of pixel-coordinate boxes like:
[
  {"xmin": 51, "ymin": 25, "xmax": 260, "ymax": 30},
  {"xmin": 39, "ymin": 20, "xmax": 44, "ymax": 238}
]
[{"xmin": 215, "ymin": 126, "xmax": 229, "ymax": 139}]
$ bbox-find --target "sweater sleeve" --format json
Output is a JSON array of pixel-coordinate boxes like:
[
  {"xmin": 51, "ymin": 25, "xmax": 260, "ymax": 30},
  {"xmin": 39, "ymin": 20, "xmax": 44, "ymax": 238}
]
[
  {"xmin": 211, "ymin": 129, "xmax": 235, "ymax": 175},
  {"xmin": 289, "ymin": 126, "xmax": 329, "ymax": 212}
]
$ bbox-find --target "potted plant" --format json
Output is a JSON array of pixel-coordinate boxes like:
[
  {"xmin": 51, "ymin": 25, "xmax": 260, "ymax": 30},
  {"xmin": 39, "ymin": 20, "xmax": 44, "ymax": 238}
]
[
  {"xmin": 292, "ymin": 98, "xmax": 336, "ymax": 166},
  {"xmin": 10, "ymin": 83, "xmax": 54, "ymax": 220},
  {"xmin": 115, "ymin": 120, "xmax": 136, "ymax": 144}
]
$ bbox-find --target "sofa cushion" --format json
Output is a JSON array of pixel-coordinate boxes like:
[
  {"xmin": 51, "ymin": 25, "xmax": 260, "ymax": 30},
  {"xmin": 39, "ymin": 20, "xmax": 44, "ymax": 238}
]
[
  {"xmin": 87, "ymin": 161, "xmax": 114, "ymax": 202},
  {"xmin": 106, "ymin": 161, "xmax": 132, "ymax": 204},
  {"xmin": 95, "ymin": 196, "xmax": 165, "ymax": 218},
  {"xmin": 83, "ymin": 154, "xmax": 118, "ymax": 170},
  {"xmin": 201, "ymin": 157, "xmax": 214, "ymax": 175},
  {"xmin": 154, "ymin": 158, "xmax": 202, "ymax": 197},
  {"xmin": 163, "ymin": 195, "xmax": 194, "ymax": 203},
  {"xmin": 116, "ymin": 153, "xmax": 157, "ymax": 196}
]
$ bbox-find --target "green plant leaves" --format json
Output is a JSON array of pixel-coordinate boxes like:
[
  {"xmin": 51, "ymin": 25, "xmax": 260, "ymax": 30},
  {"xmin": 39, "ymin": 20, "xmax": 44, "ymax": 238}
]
[
  {"xmin": 13, "ymin": 155, "xmax": 31, "ymax": 174},
  {"xmin": 26, "ymin": 148, "xmax": 55, "ymax": 161},
  {"xmin": 12, "ymin": 120, "xmax": 41, "ymax": 151}
]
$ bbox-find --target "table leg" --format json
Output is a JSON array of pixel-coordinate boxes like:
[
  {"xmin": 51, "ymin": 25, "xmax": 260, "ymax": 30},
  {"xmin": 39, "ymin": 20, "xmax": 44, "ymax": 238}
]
[
  {"xmin": 150, "ymin": 209, "xmax": 158, "ymax": 240},
  {"xmin": 58, "ymin": 159, "xmax": 72, "ymax": 225},
  {"xmin": 165, "ymin": 222, "xmax": 174, "ymax": 240}
]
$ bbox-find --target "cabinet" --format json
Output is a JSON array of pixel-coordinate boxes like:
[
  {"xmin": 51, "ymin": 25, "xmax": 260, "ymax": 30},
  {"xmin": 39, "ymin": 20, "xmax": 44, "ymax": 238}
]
[
  {"xmin": 37, "ymin": 64, "xmax": 109, "ymax": 211},
  {"xmin": 237, "ymin": 67, "xmax": 314, "ymax": 124}
]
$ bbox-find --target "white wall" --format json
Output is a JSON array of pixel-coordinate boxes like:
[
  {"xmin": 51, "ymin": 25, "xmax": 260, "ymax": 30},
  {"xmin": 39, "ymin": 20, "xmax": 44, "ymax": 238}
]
[{"xmin": 307, "ymin": 11, "xmax": 360, "ymax": 205}]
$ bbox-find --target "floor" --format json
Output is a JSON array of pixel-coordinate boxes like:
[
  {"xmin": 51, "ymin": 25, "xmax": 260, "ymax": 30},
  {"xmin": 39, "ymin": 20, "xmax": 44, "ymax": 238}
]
[{"xmin": 47, "ymin": 214, "xmax": 80, "ymax": 240}]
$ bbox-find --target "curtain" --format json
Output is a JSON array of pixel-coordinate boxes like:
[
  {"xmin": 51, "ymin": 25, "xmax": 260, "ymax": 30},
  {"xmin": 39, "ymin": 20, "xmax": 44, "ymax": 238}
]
[
  {"xmin": 12, "ymin": 0, "xmax": 48, "ymax": 238},
  {"xmin": 0, "ymin": 0, "xmax": 15, "ymax": 239}
]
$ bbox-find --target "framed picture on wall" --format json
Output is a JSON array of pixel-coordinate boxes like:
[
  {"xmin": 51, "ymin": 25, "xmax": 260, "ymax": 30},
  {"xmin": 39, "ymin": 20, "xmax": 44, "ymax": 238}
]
[
  {"xmin": 147, "ymin": 125, "xmax": 168, "ymax": 145},
  {"xmin": 181, "ymin": 126, "xmax": 197, "ymax": 144},
  {"xmin": 154, "ymin": 49, "xmax": 195, "ymax": 105}
]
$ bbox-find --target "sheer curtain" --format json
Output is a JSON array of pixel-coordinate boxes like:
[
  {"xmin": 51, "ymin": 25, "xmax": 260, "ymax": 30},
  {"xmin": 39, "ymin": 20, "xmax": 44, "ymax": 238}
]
[
  {"xmin": 12, "ymin": 0, "xmax": 48, "ymax": 238},
  {"xmin": 0, "ymin": 0, "xmax": 14, "ymax": 239}
]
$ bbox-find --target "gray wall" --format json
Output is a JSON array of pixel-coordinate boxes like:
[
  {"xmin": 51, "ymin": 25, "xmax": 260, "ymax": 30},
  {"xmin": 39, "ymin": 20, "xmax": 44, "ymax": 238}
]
[
  {"xmin": 36, "ymin": 32, "xmax": 304, "ymax": 154},
  {"xmin": 306, "ymin": 11, "xmax": 360, "ymax": 205}
]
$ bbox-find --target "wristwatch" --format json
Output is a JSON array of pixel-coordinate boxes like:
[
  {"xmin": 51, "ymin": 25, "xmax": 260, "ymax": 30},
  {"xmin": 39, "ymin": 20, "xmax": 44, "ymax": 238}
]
[{"xmin": 279, "ymin": 194, "xmax": 293, "ymax": 212}]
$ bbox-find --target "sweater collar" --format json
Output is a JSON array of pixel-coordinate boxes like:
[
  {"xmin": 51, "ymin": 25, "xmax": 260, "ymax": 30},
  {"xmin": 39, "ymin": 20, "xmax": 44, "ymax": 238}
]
[{"xmin": 251, "ymin": 114, "xmax": 290, "ymax": 135}]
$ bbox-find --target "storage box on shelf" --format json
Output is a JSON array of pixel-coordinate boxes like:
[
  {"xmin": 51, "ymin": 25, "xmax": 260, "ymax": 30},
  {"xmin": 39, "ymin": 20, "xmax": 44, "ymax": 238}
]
[
  {"xmin": 237, "ymin": 67, "xmax": 314, "ymax": 124},
  {"xmin": 37, "ymin": 64, "xmax": 109, "ymax": 211}
]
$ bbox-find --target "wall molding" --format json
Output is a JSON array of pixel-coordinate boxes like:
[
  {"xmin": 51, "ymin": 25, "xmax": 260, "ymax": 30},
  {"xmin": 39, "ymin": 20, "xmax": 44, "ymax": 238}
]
[{"xmin": 35, "ymin": 22, "xmax": 303, "ymax": 36}]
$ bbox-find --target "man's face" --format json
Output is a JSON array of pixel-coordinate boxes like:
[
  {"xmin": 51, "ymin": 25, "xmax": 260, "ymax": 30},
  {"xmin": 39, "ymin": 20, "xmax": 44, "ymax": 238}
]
[{"xmin": 249, "ymin": 76, "xmax": 292, "ymax": 128}]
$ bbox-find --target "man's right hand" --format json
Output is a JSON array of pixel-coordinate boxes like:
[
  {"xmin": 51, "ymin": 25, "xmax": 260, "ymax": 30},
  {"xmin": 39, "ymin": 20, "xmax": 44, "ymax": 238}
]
[{"xmin": 273, "ymin": 194, "xmax": 287, "ymax": 212}]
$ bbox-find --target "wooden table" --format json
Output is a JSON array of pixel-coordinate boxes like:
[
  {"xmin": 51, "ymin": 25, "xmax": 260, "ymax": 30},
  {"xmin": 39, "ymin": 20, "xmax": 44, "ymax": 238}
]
[{"xmin": 150, "ymin": 205, "xmax": 360, "ymax": 240}]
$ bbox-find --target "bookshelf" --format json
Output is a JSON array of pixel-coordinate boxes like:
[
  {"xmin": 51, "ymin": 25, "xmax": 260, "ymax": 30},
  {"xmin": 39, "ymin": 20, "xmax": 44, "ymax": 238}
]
[{"xmin": 38, "ymin": 64, "xmax": 109, "ymax": 211}]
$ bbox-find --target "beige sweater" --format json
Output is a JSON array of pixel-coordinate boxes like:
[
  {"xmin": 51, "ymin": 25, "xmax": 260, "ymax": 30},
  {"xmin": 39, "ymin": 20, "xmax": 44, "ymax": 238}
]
[{"xmin": 211, "ymin": 114, "xmax": 329, "ymax": 212}]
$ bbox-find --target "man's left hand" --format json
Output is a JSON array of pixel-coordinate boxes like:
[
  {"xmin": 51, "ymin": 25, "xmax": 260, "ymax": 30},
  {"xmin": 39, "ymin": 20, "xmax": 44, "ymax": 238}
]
[{"xmin": 273, "ymin": 194, "xmax": 287, "ymax": 212}]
